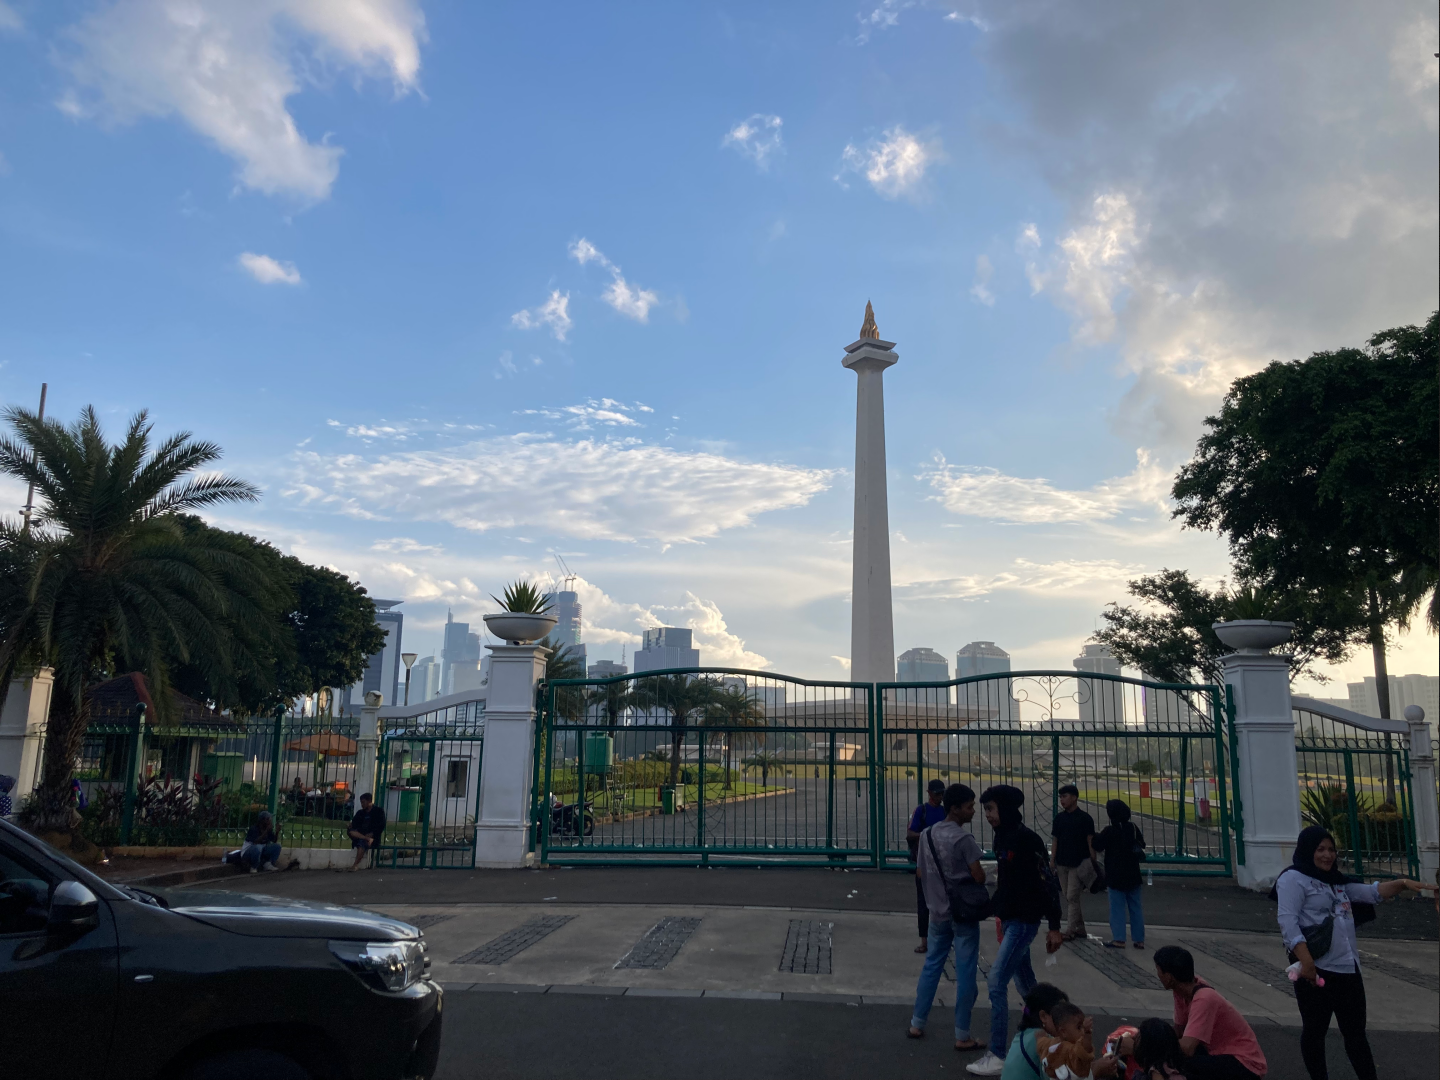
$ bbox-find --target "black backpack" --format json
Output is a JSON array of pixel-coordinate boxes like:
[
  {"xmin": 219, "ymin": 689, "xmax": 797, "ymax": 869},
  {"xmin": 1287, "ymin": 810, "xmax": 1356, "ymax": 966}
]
[{"xmin": 925, "ymin": 827, "xmax": 993, "ymax": 922}]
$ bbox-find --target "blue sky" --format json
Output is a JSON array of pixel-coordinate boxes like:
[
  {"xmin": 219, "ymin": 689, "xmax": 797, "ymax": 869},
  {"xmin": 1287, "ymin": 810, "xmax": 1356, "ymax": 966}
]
[{"xmin": 0, "ymin": 1, "xmax": 1435, "ymax": 690}]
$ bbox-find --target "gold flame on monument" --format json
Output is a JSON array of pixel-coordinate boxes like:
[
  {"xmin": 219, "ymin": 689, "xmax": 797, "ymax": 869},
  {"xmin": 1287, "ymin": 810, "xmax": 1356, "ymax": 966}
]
[{"xmin": 859, "ymin": 300, "xmax": 880, "ymax": 340}]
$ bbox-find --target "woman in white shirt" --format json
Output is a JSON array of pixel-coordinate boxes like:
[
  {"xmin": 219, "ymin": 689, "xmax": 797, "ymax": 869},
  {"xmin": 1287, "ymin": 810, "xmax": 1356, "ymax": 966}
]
[{"xmin": 1273, "ymin": 825, "xmax": 1427, "ymax": 1080}]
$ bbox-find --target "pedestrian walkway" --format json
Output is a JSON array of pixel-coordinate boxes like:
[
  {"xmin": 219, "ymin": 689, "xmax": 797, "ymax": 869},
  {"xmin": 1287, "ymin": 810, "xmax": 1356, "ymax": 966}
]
[{"xmin": 375, "ymin": 900, "xmax": 1438, "ymax": 1032}]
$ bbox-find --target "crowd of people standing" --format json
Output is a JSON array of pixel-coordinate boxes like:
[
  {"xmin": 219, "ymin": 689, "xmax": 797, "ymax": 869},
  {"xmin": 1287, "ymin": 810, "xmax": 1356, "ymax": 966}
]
[{"xmin": 906, "ymin": 782, "xmax": 1432, "ymax": 1079}]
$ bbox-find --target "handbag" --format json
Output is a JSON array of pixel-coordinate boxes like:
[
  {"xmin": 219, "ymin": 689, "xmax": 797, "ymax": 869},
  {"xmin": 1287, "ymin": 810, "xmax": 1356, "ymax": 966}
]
[
  {"xmin": 925, "ymin": 828, "xmax": 993, "ymax": 922},
  {"xmin": 1089, "ymin": 858, "xmax": 1108, "ymax": 894}
]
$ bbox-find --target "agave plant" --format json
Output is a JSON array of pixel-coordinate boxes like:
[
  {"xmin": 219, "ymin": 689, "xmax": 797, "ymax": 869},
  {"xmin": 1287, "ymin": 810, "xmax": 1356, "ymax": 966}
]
[{"xmin": 491, "ymin": 580, "xmax": 552, "ymax": 614}]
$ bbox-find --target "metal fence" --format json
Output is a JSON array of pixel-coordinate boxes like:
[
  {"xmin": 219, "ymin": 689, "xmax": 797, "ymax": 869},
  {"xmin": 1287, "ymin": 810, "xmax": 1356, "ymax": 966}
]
[
  {"xmin": 535, "ymin": 667, "xmax": 1234, "ymax": 875},
  {"xmin": 1291, "ymin": 696, "xmax": 1419, "ymax": 878}
]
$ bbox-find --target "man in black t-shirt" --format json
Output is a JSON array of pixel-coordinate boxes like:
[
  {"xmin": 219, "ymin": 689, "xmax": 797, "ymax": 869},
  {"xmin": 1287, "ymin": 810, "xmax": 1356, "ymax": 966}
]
[
  {"xmin": 1050, "ymin": 784, "xmax": 1096, "ymax": 940},
  {"xmin": 348, "ymin": 792, "xmax": 387, "ymax": 871}
]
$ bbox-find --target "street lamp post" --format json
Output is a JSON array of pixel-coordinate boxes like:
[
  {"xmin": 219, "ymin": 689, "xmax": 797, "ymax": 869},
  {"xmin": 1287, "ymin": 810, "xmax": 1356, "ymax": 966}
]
[{"xmin": 402, "ymin": 653, "xmax": 418, "ymax": 706}]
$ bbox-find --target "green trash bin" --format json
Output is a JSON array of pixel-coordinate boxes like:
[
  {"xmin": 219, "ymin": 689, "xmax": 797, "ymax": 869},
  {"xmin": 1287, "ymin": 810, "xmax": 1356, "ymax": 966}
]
[
  {"xmin": 583, "ymin": 734, "xmax": 613, "ymax": 776},
  {"xmin": 396, "ymin": 786, "xmax": 421, "ymax": 824},
  {"xmin": 660, "ymin": 785, "xmax": 676, "ymax": 815},
  {"xmin": 201, "ymin": 751, "xmax": 244, "ymax": 790}
]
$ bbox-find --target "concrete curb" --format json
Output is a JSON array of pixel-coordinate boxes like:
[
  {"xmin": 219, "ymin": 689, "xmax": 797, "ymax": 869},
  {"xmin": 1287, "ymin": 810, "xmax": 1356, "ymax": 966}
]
[{"xmin": 437, "ymin": 982, "xmax": 908, "ymax": 1006}]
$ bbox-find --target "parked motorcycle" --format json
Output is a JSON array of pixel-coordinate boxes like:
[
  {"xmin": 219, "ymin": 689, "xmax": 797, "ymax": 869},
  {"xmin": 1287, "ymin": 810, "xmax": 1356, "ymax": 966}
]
[{"xmin": 549, "ymin": 793, "xmax": 595, "ymax": 836}]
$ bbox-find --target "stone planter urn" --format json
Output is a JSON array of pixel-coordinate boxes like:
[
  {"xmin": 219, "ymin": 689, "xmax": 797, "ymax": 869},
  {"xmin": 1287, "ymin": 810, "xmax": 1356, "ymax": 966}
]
[
  {"xmin": 1211, "ymin": 619, "xmax": 1295, "ymax": 653},
  {"xmin": 482, "ymin": 611, "xmax": 558, "ymax": 645}
]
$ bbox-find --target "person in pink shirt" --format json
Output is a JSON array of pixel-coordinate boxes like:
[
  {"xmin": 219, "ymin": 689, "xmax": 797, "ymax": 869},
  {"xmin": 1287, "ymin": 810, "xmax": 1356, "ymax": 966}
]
[{"xmin": 1153, "ymin": 946, "xmax": 1267, "ymax": 1079}]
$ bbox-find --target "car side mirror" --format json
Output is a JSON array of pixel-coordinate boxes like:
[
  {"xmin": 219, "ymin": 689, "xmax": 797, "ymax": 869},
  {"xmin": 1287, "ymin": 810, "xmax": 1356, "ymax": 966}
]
[{"xmin": 48, "ymin": 881, "xmax": 100, "ymax": 934}]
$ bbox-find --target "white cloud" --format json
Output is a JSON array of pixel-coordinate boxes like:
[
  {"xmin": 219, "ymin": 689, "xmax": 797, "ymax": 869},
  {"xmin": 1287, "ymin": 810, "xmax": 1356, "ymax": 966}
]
[
  {"xmin": 856, "ymin": 0, "xmax": 914, "ymax": 42},
  {"xmin": 838, "ymin": 126, "xmax": 938, "ymax": 199},
  {"xmin": 0, "ymin": 2, "xmax": 20, "ymax": 33},
  {"xmin": 921, "ymin": 449, "xmax": 1170, "ymax": 523},
  {"xmin": 286, "ymin": 435, "xmax": 834, "ymax": 543},
  {"xmin": 969, "ymin": 254, "xmax": 995, "ymax": 306},
  {"xmin": 568, "ymin": 238, "xmax": 658, "ymax": 323},
  {"xmin": 722, "ymin": 114, "xmax": 783, "ymax": 169},
  {"xmin": 238, "ymin": 251, "xmax": 302, "ymax": 285},
  {"xmin": 1031, "ymin": 191, "xmax": 1139, "ymax": 344},
  {"xmin": 1391, "ymin": 15, "xmax": 1439, "ymax": 129},
  {"xmin": 897, "ymin": 558, "xmax": 1145, "ymax": 601},
  {"xmin": 57, "ymin": 0, "xmax": 426, "ymax": 202},
  {"xmin": 518, "ymin": 399, "xmax": 644, "ymax": 430},
  {"xmin": 511, "ymin": 290, "xmax": 572, "ymax": 341}
]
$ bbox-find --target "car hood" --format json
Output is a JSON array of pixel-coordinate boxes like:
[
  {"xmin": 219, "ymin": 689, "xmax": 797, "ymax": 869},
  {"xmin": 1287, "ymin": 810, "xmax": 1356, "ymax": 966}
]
[{"xmin": 154, "ymin": 888, "xmax": 420, "ymax": 940}]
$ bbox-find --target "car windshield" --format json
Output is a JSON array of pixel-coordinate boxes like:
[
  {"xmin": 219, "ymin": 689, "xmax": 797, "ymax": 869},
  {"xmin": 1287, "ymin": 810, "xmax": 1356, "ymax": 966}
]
[{"xmin": 0, "ymin": 822, "xmax": 125, "ymax": 901}]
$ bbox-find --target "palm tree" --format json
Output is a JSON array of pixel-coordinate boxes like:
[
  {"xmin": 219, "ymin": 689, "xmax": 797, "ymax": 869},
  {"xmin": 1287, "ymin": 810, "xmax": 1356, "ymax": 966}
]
[
  {"xmin": 586, "ymin": 676, "xmax": 634, "ymax": 728},
  {"xmin": 744, "ymin": 750, "xmax": 785, "ymax": 789},
  {"xmin": 539, "ymin": 637, "xmax": 587, "ymax": 723},
  {"xmin": 702, "ymin": 686, "xmax": 767, "ymax": 789},
  {"xmin": 0, "ymin": 407, "xmax": 259, "ymax": 828},
  {"xmin": 631, "ymin": 673, "xmax": 718, "ymax": 790}
]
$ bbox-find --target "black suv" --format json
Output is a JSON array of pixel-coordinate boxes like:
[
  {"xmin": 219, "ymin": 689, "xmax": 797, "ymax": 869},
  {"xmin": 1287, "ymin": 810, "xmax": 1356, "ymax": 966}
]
[{"xmin": 0, "ymin": 818, "xmax": 442, "ymax": 1079}]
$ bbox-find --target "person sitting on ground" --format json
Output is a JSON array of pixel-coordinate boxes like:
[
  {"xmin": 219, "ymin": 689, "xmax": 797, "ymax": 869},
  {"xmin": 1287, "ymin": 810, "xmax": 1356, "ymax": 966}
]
[
  {"xmin": 1092, "ymin": 1023, "xmax": 1142, "ymax": 1080},
  {"xmin": 998, "ymin": 983, "xmax": 1069, "ymax": 1080},
  {"xmin": 347, "ymin": 792, "xmax": 386, "ymax": 871},
  {"xmin": 968, "ymin": 785, "xmax": 1064, "ymax": 1078},
  {"xmin": 1132, "ymin": 1018, "xmax": 1186, "ymax": 1079},
  {"xmin": 908, "ymin": 778, "xmax": 950, "ymax": 953},
  {"xmin": 1153, "ymin": 945, "xmax": 1267, "ymax": 1079},
  {"xmin": 1038, "ymin": 1001, "xmax": 1095, "ymax": 1080},
  {"xmin": 240, "ymin": 811, "xmax": 281, "ymax": 873}
]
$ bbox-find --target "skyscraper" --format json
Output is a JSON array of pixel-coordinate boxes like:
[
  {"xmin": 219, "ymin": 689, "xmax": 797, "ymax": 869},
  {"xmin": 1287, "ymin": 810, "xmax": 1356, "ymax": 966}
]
[
  {"xmin": 340, "ymin": 599, "xmax": 403, "ymax": 713},
  {"xmin": 545, "ymin": 588, "xmax": 586, "ymax": 669},
  {"xmin": 410, "ymin": 656, "xmax": 441, "ymax": 703},
  {"xmin": 587, "ymin": 659, "xmax": 627, "ymax": 679},
  {"xmin": 956, "ymin": 641, "xmax": 1015, "ymax": 723},
  {"xmin": 441, "ymin": 610, "xmax": 482, "ymax": 696},
  {"xmin": 1074, "ymin": 642, "xmax": 1122, "ymax": 727},
  {"xmin": 633, "ymin": 627, "xmax": 700, "ymax": 673},
  {"xmin": 897, "ymin": 647, "xmax": 950, "ymax": 706}
]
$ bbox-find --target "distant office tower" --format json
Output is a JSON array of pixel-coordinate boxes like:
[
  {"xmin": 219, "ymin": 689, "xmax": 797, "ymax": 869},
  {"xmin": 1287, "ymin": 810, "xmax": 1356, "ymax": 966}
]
[
  {"xmin": 633, "ymin": 627, "xmax": 700, "ymax": 673},
  {"xmin": 588, "ymin": 659, "xmax": 627, "ymax": 679},
  {"xmin": 956, "ymin": 641, "xmax": 1015, "ymax": 723},
  {"xmin": 441, "ymin": 610, "xmax": 482, "ymax": 696},
  {"xmin": 1073, "ymin": 643, "xmax": 1122, "ymax": 727},
  {"xmin": 546, "ymin": 588, "xmax": 586, "ymax": 669},
  {"xmin": 410, "ymin": 656, "xmax": 441, "ymax": 703},
  {"xmin": 340, "ymin": 599, "xmax": 403, "ymax": 713},
  {"xmin": 1348, "ymin": 674, "xmax": 1439, "ymax": 736},
  {"xmin": 897, "ymin": 647, "xmax": 950, "ymax": 707}
]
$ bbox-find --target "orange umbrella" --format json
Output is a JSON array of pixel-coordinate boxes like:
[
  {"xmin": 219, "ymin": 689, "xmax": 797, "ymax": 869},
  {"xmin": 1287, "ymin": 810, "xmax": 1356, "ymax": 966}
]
[{"xmin": 285, "ymin": 732, "xmax": 357, "ymax": 757}]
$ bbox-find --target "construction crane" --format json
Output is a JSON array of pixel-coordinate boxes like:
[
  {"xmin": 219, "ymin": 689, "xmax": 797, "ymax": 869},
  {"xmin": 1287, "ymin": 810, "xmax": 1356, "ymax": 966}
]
[{"xmin": 553, "ymin": 554, "xmax": 577, "ymax": 591}]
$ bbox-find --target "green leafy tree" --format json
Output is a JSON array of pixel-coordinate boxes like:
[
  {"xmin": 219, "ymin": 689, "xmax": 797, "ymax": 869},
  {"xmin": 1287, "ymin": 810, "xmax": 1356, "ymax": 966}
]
[
  {"xmin": 283, "ymin": 560, "xmax": 385, "ymax": 698},
  {"xmin": 0, "ymin": 407, "xmax": 259, "ymax": 828},
  {"xmin": 1171, "ymin": 312, "xmax": 1438, "ymax": 718},
  {"xmin": 1094, "ymin": 569, "xmax": 1351, "ymax": 686},
  {"xmin": 540, "ymin": 637, "xmax": 587, "ymax": 722},
  {"xmin": 702, "ymin": 686, "xmax": 767, "ymax": 788},
  {"xmin": 744, "ymin": 749, "xmax": 784, "ymax": 788},
  {"xmin": 631, "ymin": 674, "xmax": 718, "ymax": 790}
]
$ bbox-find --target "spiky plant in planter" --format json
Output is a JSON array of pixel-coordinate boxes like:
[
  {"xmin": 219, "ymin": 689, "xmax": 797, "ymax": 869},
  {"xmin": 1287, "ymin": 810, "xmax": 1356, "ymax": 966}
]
[{"xmin": 491, "ymin": 580, "xmax": 552, "ymax": 614}]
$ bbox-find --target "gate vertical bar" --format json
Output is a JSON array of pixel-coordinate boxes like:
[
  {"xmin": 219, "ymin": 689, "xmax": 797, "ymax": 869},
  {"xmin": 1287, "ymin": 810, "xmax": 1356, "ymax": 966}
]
[
  {"xmin": 541, "ymin": 691, "xmax": 556, "ymax": 865},
  {"xmin": 826, "ymin": 731, "xmax": 836, "ymax": 858},
  {"xmin": 697, "ymin": 727, "xmax": 707, "ymax": 865},
  {"xmin": 1212, "ymin": 689, "xmax": 1233, "ymax": 873},
  {"xmin": 576, "ymin": 722, "xmax": 586, "ymax": 851},
  {"xmin": 1226, "ymin": 685, "xmax": 1245, "ymax": 866},
  {"xmin": 1343, "ymin": 749, "xmax": 1362, "ymax": 876},
  {"xmin": 119, "ymin": 703, "xmax": 147, "ymax": 845},
  {"xmin": 266, "ymin": 708, "xmax": 285, "ymax": 819},
  {"xmin": 420, "ymin": 737, "xmax": 436, "ymax": 867},
  {"xmin": 1400, "ymin": 749, "xmax": 1419, "ymax": 878},
  {"xmin": 1175, "ymin": 738, "xmax": 1189, "ymax": 858},
  {"xmin": 1050, "ymin": 735, "xmax": 1060, "ymax": 821},
  {"xmin": 870, "ymin": 685, "xmax": 883, "ymax": 867}
]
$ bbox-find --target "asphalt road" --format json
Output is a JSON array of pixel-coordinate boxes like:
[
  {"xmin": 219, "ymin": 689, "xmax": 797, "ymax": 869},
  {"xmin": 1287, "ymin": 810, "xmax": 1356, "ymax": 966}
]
[
  {"xmin": 201, "ymin": 865, "xmax": 1440, "ymax": 940},
  {"xmin": 434, "ymin": 993, "xmax": 1439, "ymax": 1080}
]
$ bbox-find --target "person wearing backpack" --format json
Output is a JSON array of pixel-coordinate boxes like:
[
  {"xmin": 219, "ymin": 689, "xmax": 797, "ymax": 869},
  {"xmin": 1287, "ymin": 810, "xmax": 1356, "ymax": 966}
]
[
  {"xmin": 908, "ymin": 783, "xmax": 988, "ymax": 1052},
  {"xmin": 969, "ymin": 785, "xmax": 1064, "ymax": 1077},
  {"xmin": 1096, "ymin": 798, "xmax": 1147, "ymax": 950}
]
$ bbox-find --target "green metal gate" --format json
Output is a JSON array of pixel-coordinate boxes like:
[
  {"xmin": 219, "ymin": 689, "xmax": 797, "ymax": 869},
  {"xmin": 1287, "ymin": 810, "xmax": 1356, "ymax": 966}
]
[
  {"xmin": 374, "ymin": 700, "xmax": 484, "ymax": 869},
  {"xmin": 534, "ymin": 667, "xmax": 1234, "ymax": 875}
]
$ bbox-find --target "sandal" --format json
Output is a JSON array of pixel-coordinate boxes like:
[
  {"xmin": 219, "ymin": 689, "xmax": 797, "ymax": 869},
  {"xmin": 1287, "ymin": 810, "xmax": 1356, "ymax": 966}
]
[
  {"xmin": 1103, "ymin": 940, "xmax": 1127, "ymax": 949},
  {"xmin": 1134, "ymin": 942, "xmax": 1146, "ymax": 949},
  {"xmin": 914, "ymin": 944, "xmax": 928, "ymax": 954},
  {"xmin": 907, "ymin": 1028, "xmax": 924, "ymax": 1039},
  {"xmin": 955, "ymin": 1039, "xmax": 984, "ymax": 1052}
]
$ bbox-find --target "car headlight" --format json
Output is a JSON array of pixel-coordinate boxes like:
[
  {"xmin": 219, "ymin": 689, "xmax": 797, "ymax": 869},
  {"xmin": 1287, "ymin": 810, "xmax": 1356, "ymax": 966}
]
[{"xmin": 329, "ymin": 940, "xmax": 426, "ymax": 992}]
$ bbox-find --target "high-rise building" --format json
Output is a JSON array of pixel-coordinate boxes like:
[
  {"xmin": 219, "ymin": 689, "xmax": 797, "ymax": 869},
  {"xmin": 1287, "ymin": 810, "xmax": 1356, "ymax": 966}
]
[
  {"xmin": 633, "ymin": 627, "xmax": 700, "ymax": 673},
  {"xmin": 1347, "ymin": 674, "xmax": 1439, "ymax": 736},
  {"xmin": 409, "ymin": 656, "xmax": 441, "ymax": 703},
  {"xmin": 340, "ymin": 599, "xmax": 403, "ymax": 713},
  {"xmin": 588, "ymin": 659, "xmax": 627, "ymax": 679},
  {"xmin": 956, "ymin": 641, "xmax": 1015, "ymax": 723},
  {"xmin": 897, "ymin": 647, "xmax": 950, "ymax": 706},
  {"xmin": 441, "ymin": 610, "xmax": 482, "ymax": 696},
  {"xmin": 1073, "ymin": 643, "xmax": 1122, "ymax": 727},
  {"xmin": 546, "ymin": 588, "xmax": 586, "ymax": 670}
]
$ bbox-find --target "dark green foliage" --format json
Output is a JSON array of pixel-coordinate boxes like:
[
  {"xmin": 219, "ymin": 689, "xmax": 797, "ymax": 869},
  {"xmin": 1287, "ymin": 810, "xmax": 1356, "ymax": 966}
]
[{"xmin": 282, "ymin": 559, "xmax": 385, "ymax": 697}]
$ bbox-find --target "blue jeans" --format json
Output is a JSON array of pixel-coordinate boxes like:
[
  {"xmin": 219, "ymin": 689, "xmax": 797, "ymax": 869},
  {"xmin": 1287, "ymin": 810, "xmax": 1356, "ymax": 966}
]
[
  {"xmin": 910, "ymin": 919, "xmax": 981, "ymax": 1040},
  {"xmin": 987, "ymin": 920, "xmax": 1040, "ymax": 1056},
  {"xmin": 1108, "ymin": 886, "xmax": 1145, "ymax": 944},
  {"xmin": 241, "ymin": 842, "xmax": 281, "ymax": 869}
]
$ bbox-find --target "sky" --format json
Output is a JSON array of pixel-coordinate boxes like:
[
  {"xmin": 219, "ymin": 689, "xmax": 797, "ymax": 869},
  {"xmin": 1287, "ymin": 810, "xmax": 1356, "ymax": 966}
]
[{"xmin": 0, "ymin": 1, "xmax": 1435, "ymax": 694}]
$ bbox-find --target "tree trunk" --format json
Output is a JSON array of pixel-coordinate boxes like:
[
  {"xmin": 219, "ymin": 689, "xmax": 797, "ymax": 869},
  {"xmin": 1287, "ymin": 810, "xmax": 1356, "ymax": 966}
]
[
  {"xmin": 31, "ymin": 690, "xmax": 89, "ymax": 831},
  {"xmin": 1368, "ymin": 586, "xmax": 1397, "ymax": 805}
]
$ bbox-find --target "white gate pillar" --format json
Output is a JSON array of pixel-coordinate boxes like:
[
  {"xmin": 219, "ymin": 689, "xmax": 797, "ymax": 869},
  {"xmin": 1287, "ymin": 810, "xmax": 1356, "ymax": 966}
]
[
  {"xmin": 474, "ymin": 643, "xmax": 545, "ymax": 868},
  {"xmin": 1404, "ymin": 706, "xmax": 1438, "ymax": 880},
  {"xmin": 356, "ymin": 691, "xmax": 382, "ymax": 802},
  {"xmin": 1223, "ymin": 647, "xmax": 1302, "ymax": 890},
  {"xmin": 0, "ymin": 667, "xmax": 53, "ymax": 802}
]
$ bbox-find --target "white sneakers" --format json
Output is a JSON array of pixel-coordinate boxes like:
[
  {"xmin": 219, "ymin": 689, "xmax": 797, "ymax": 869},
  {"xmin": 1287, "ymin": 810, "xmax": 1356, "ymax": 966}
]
[{"xmin": 965, "ymin": 1050, "xmax": 1005, "ymax": 1076}]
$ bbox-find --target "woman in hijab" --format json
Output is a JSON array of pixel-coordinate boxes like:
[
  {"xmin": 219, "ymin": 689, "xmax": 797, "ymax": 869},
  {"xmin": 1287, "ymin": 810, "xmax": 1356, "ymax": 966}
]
[
  {"xmin": 1274, "ymin": 824, "xmax": 1427, "ymax": 1080},
  {"xmin": 0, "ymin": 774, "xmax": 15, "ymax": 818},
  {"xmin": 1095, "ymin": 799, "xmax": 1147, "ymax": 950}
]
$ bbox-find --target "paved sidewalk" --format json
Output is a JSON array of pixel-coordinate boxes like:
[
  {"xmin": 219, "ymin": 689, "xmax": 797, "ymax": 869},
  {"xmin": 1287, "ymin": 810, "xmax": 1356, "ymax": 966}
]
[{"xmin": 377, "ymin": 901, "xmax": 1437, "ymax": 1032}]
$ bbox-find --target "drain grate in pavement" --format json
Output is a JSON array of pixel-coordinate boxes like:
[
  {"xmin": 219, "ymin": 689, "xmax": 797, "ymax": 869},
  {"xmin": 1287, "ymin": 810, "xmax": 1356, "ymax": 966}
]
[
  {"xmin": 452, "ymin": 916, "xmax": 575, "ymax": 965},
  {"xmin": 780, "ymin": 920, "xmax": 833, "ymax": 974},
  {"xmin": 407, "ymin": 914, "xmax": 454, "ymax": 931},
  {"xmin": 616, "ymin": 916, "xmax": 703, "ymax": 970},
  {"xmin": 1359, "ymin": 950, "xmax": 1440, "ymax": 992},
  {"xmin": 1181, "ymin": 939, "xmax": 1287, "ymax": 989},
  {"xmin": 1067, "ymin": 938, "xmax": 1158, "ymax": 988}
]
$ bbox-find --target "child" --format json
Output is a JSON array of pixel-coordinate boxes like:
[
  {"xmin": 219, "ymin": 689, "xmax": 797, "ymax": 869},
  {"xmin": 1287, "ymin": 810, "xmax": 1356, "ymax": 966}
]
[
  {"xmin": 1132, "ymin": 1018, "xmax": 1184, "ymax": 1079},
  {"xmin": 1039, "ymin": 1001, "xmax": 1095, "ymax": 1080},
  {"xmin": 998, "ymin": 983, "xmax": 1069, "ymax": 1077}
]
